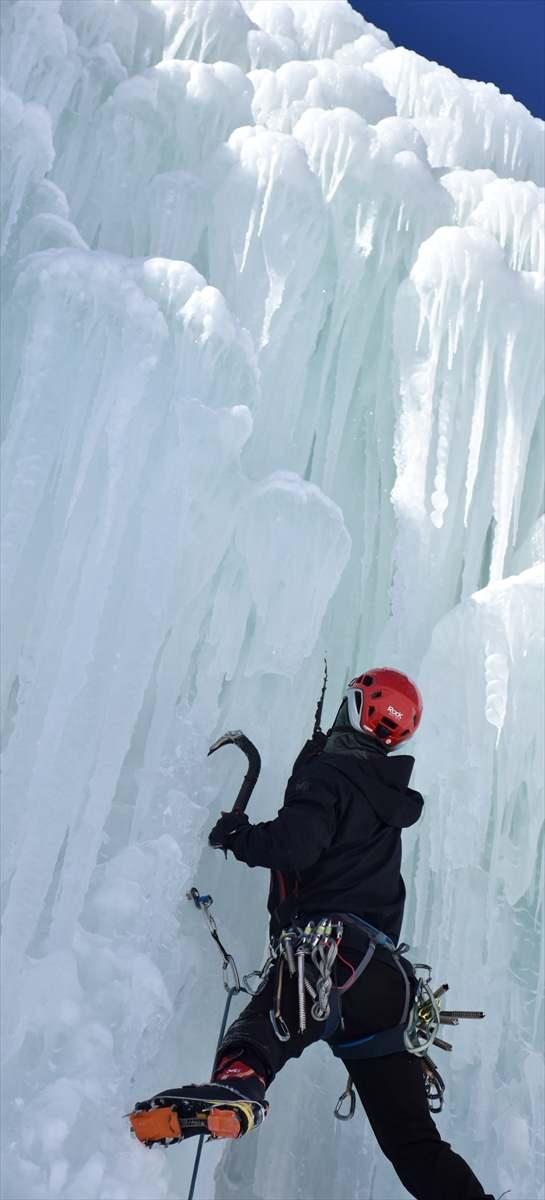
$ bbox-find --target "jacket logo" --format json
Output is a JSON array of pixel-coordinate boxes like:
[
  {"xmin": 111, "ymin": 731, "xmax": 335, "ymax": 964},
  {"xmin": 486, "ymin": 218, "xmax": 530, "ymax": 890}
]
[{"xmin": 388, "ymin": 705, "xmax": 403, "ymax": 720}]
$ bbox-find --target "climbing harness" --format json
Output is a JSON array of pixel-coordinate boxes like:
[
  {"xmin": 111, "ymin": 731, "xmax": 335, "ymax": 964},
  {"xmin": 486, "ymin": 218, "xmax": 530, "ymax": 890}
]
[
  {"xmin": 268, "ymin": 914, "xmax": 409, "ymax": 1044},
  {"xmin": 265, "ymin": 912, "xmax": 409, "ymax": 1118},
  {"xmin": 264, "ymin": 910, "xmax": 485, "ymax": 1120}
]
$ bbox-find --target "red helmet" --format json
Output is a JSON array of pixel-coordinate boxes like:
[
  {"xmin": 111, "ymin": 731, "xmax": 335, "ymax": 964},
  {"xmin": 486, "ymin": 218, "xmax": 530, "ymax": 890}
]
[{"xmin": 346, "ymin": 668, "xmax": 422, "ymax": 748}]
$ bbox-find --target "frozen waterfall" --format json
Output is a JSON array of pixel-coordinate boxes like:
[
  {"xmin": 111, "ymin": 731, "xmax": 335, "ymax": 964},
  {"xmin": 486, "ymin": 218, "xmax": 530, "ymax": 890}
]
[{"xmin": 1, "ymin": 2, "xmax": 543, "ymax": 1199}]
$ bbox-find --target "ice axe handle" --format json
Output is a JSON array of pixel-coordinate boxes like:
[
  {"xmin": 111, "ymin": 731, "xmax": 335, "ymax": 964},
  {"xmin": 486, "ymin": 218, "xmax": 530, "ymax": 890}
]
[{"xmin": 207, "ymin": 730, "xmax": 262, "ymax": 813}]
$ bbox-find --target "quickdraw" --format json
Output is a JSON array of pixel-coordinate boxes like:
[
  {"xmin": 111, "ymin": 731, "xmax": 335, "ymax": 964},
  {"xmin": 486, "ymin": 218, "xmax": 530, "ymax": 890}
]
[
  {"xmin": 186, "ymin": 887, "xmax": 277, "ymax": 1001},
  {"xmin": 187, "ymin": 887, "xmax": 241, "ymax": 993}
]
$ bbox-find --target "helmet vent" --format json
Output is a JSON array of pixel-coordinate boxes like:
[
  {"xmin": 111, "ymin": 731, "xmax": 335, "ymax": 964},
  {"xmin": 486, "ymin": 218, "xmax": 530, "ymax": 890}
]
[
  {"xmin": 363, "ymin": 675, "xmax": 373, "ymax": 686},
  {"xmin": 368, "ymin": 705, "xmax": 375, "ymax": 717},
  {"xmin": 382, "ymin": 716, "xmax": 397, "ymax": 730},
  {"xmin": 371, "ymin": 690, "xmax": 382, "ymax": 699}
]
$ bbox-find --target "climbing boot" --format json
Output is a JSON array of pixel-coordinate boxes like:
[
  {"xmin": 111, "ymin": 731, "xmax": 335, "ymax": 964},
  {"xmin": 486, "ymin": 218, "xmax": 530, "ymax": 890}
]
[{"xmin": 128, "ymin": 1081, "xmax": 268, "ymax": 1147}]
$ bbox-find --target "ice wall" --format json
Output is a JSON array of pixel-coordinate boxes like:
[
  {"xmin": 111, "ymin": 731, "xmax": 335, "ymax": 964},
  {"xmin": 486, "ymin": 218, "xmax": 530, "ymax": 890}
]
[{"xmin": 1, "ymin": 3, "xmax": 543, "ymax": 1200}]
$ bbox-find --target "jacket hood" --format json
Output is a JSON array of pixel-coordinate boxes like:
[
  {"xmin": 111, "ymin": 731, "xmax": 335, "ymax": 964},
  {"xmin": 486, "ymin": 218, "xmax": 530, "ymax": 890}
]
[{"xmin": 324, "ymin": 726, "xmax": 423, "ymax": 830}]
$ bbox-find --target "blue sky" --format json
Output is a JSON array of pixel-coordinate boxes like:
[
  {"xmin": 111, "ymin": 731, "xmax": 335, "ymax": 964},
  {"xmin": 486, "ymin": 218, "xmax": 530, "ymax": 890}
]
[{"xmin": 351, "ymin": 1, "xmax": 545, "ymax": 119}]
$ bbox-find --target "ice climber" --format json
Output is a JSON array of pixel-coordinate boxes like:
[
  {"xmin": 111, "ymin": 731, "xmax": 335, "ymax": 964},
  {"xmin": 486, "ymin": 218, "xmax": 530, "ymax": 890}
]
[{"xmin": 130, "ymin": 668, "xmax": 495, "ymax": 1200}]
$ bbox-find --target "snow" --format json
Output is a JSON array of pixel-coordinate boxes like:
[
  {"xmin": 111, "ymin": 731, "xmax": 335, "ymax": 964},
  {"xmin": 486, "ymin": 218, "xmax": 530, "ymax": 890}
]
[{"xmin": 1, "ymin": 2, "xmax": 543, "ymax": 1199}]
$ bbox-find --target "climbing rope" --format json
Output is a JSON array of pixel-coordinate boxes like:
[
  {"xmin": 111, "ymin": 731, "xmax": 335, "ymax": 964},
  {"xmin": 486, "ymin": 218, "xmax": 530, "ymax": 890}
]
[
  {"xmin": 185, "ymin": 884, "xmax": 278, "ymax": 1200},
  {"xmin": 185, "ymin": 887, "xmax": 250, "ymax": 1200}
]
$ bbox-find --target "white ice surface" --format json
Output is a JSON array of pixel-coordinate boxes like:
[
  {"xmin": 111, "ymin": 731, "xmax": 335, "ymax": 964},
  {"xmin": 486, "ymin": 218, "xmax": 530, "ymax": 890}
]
[{"xmin": 1, "ymin": 3, "xmax": 543, "ymax": 1199}]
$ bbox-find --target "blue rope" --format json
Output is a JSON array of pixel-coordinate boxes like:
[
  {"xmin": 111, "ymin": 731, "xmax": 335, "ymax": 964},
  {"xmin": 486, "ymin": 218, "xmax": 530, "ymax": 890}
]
[
  {"xmin": 187, "ymin": 987, "xmax": 238, "ymax": 1200},
  {"xmin": 186, "ymin": 886, "xmax": 242, "ymax": 1200}
]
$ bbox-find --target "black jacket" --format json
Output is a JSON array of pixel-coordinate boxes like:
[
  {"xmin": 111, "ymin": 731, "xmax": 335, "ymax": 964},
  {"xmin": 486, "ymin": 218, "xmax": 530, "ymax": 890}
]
[{"xmin": 227, "ymin": 729, "xmax": 423, "ymax": 945}]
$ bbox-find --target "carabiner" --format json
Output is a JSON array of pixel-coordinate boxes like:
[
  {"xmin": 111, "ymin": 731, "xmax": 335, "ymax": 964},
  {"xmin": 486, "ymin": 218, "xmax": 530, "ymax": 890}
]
[
  {"xmin": 222, "ymin": 954, "xmax": 241, "ymax": 993},
  {"xmin": 334, "ymin": 1076, "xmax": 356, "ymax": 1121},
  {"xmin": 269, "ymin": 1008, "xmax": 291, "ymax": 1042},
  {"xmin": 242, "ymin": 956, "xmax": 275, "ymax": 996}
]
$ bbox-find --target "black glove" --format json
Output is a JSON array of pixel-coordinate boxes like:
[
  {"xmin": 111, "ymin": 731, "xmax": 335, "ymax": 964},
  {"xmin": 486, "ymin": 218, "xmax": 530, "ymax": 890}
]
[{"xmin": 208, "ymin": 809, "xmax": 250, "ymax": 851}]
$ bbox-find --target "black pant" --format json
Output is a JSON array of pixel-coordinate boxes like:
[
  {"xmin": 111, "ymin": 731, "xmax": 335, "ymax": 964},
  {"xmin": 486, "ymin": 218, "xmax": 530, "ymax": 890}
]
[{"xmin": 216, "ymin": 952, "xmax": 492, "ymax": 1200}]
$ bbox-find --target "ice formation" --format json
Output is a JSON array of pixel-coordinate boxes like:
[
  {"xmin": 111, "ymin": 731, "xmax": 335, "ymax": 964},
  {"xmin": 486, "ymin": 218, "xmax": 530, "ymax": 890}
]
[{"xmin": 1, "ymin": 3, "xmax": 543, "ymax": 1199}]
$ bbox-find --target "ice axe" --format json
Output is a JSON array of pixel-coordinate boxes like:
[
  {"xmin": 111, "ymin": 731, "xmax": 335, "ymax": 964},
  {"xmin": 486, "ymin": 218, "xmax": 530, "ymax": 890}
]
[
  {"xmin": 187, "ymin": 732, "xmax": 261, "ymax": 983},
  {"xmin": 207, "ymin": 729, "xmax": 261, "ymax": 812}
]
